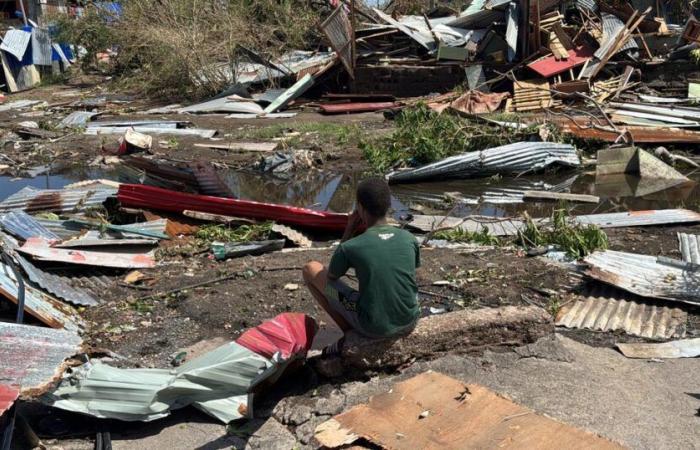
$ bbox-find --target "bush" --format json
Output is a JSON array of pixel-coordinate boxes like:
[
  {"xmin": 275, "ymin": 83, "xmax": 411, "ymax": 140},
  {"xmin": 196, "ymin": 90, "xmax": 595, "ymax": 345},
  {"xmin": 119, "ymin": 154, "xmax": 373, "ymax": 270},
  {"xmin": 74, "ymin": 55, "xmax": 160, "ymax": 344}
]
[
  {"xmin": 519, "ymin": 209, "xmax": 608, "ymax": 259},
  {"xmin": 52, "ymin": 5, "xmax": 117, "ymax": 70},
  {"xmin": 361, "ymin": 103, "xmax": 540, "ymax": 173},
  {"xmin": 52, "ymin": 0, "xmax": 323, "ymax": 99}
]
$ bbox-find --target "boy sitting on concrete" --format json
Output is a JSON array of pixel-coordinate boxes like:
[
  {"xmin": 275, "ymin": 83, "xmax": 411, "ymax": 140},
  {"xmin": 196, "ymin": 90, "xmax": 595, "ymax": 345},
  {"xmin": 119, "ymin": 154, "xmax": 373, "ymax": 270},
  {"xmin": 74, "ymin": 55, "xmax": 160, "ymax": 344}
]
[{"xmin": 302, "ymin": 178, "xmax": 420, "ymax": 349}]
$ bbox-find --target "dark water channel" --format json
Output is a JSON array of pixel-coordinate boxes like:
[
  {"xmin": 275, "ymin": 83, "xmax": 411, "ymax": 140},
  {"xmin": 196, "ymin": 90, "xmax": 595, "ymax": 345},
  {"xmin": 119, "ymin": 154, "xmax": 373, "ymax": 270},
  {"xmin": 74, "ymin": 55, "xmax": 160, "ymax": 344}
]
[{"xmin": 1, "ymin": 165, "xmax": 699, "ymax": 220}]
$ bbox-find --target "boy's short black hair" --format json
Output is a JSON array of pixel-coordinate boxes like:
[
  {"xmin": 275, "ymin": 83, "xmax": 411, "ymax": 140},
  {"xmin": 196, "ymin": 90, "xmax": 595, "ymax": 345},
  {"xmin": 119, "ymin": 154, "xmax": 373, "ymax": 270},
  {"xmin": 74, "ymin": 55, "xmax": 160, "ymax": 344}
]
[{"xmin": 356, "ymin": 177, "xmax": 391, "ymax": 218}]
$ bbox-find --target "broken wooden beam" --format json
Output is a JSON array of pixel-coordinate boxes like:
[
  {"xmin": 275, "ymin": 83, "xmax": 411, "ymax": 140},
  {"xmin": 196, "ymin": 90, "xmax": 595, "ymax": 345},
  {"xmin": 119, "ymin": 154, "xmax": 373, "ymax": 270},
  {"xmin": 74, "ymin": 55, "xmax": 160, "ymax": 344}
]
[{"xmin": 340, "ymin": 306, "xmax": 553, "ymax": 370}]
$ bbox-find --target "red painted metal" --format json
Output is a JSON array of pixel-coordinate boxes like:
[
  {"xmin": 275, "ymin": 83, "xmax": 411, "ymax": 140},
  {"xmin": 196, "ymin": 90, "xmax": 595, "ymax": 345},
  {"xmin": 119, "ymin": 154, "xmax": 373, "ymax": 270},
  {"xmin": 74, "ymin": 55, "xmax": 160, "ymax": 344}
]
[
  {"xmin": 527, "ymin": 46, "xmax": 594, "ymax": 78},
  {"xmin": 237, "ymin": 313, "xmax": 317, "ymax": 360},
  {"xmin": 319, "ymin": 102, "xmax": 398, "ymax": 114},
  {"xmin": 118, "ymin": 184, "xmax": 350, "ymax": 232},
  {"xmin": 0, "ymin": 385, "xmax": 19, "ymax": 416}
]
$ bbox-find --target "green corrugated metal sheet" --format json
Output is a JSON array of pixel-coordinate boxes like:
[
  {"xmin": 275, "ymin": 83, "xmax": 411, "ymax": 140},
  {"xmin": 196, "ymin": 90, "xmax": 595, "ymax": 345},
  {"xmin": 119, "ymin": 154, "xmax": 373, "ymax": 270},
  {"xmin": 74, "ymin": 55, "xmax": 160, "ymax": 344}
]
[{"xmin": 45, "ymin": 342, "xmax": 280, "ymax": 423}]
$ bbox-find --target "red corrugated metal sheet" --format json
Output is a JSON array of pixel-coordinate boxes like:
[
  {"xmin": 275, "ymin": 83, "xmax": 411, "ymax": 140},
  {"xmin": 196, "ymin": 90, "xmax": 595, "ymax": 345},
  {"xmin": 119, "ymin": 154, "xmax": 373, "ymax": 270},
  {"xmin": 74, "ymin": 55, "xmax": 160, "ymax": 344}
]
[
  {"xmin": 319, "ymin": 102, "xmax": 398, "ymax": 114},
  {"xmin": 0, "ymin": 384, "xmax": 19, "ymax": 416},
  {"xmin": 118, "ymin": 184, "xmax": 349, "ymax": 232},
  {"xmin": 237, "ymin": 313, "xmax": 317, "ymax": 359},
  {"xmin": 528, "ymin": 46, "xmax": 594, "ymax": 77}
]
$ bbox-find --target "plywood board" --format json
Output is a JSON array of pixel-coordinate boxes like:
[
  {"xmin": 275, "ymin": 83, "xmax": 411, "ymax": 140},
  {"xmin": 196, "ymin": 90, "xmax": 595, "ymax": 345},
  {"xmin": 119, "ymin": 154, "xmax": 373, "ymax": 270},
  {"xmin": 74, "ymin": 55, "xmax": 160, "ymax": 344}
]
[{"xmin": 315, "ymin": 371, "xmax": 624, "ymax": 449}]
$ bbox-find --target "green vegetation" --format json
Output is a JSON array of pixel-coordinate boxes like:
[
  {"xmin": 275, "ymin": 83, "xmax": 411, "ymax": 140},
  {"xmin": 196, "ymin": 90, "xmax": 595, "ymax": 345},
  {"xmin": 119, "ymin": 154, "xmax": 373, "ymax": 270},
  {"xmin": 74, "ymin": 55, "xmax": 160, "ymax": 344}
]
[
  {"xmin": 519, "ymin": 209, "xmax": 608, "ymax": 259},
  {"xmin": 360, "ymin": 104, "xmax": 539, "ymax": 173},
  {"xmin": 433, "ymin": 227, "xmax": 500, "ymax": 246},
  {"xmin": 195, "ymin": 222, "xmax": 273, "ymax": 245},
  {"xmin": 235, "ymin": 122, "xmax": 362, "ymax": 147},
  {"xmin": 52, "ymin": 5, "xmax": 117, "ymax": 70}
]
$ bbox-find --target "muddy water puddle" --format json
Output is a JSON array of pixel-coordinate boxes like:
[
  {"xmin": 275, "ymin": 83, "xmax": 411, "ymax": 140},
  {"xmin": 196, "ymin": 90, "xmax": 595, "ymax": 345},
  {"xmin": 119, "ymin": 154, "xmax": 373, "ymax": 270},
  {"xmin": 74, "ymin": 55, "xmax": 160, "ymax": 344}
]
[{"xmin": 0, "ymin": 166, "xmax": 698, "ymax": 220}]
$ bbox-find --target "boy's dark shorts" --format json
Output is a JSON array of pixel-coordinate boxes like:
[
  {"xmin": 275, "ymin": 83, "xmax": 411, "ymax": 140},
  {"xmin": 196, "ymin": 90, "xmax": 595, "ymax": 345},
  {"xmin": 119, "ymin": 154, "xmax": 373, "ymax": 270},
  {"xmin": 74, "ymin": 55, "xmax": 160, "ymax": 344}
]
[{"xmin": 324, "ymin": 278, "xmax": 416, "ymax": 339}]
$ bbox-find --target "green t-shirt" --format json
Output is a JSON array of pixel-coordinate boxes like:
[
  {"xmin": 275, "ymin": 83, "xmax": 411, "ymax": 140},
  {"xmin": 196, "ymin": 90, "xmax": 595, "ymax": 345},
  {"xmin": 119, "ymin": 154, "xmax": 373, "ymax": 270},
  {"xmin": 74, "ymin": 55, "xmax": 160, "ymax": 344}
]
[{"xmin": 328, "ymin": 224, "xmax": 420, "ymax": 336}]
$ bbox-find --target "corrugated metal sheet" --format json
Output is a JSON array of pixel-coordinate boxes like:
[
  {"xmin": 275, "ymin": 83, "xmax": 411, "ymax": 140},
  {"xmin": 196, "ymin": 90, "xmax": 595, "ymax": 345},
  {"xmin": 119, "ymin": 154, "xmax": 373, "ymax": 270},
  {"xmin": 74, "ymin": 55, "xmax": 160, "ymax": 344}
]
[
  {"xmin": 34, "ymin": 218, "xmax": 88, "ymax": 240},
  {"xmin": 85, "ymin": 126, "xmax": 217, "ymax": 138},
  {"xmin": 177, "ymin": 97, "xmax": 264, "ymax": 114},
  {"xmin": 0, "ymin": 99, "xmax": 42, "ymax": 112},
  {"xmin": 16, "ymin": 254, "xmax": 99, "ymax": 306},
  {"xmin": 0, "ymin": 186, "xmax": 116, "ymax": 214},
  {"xmin": 555, "ymin": 284, "xmax": 687, "ymax": 339},
  {"xmin": 608, "ymin": 102, "xmax": 700, "ymax": 121},
  {"xmin": 575, "ymin": 209, "xmax": 700, "ymax": 228},
  {"xmin": 58, "ymin": 111, "xmax": 100, "ymax": 129},
  {"xmin": 263, "ymin": 74, "xmax": 314, "ymax": 114},
  {"xmin": 86, "ymin": 120, "xmax": 182, "ymax": 129},
  {"xmin": 47, "ymin": 342, "xmax": 272, "ymax": 423},
  {"xmin": 528, "ymin": 46, "xmax": 594, "ymax": 77},
  {"xmin": 31, "ymin": 27, "xmax": 52, "ymax": 66},
  {"xmin": 19, "ymin": 237, "xmax": 156, "ymax": 269},
  {"xmin": 0, "ymin": 29, "xmax": 31, "ymax": 60},
  {"xmin": 319, "ymin": 102, "xmax": 397, "ymax": 114},
  {"xmin": 53, "ymin": 230, "xmax": 158, "ymax": 248},
  {"xmin": 189, "ymin": 161, "xmax": 235, "ymax": 198},
  {"xmin": 373, "ymin": 9, "xmax": 434, "ymax": 50},
  {"xmin": 678, "ymin": 233, "xmax": 700, "ymax": 264},
  {"xmin": 409, "ymin": 209, "xmax": 700, "ymax": 235},
  {"xmin": 119, "ymin": 184, "xmax": 349, "ymax": 232},
  {"xmin": 320, "ymin": 5, "xmax": 354, "ymax": 75},
  {"xmin": 386, "ymin": 142, "xmax": 580, "ymax": 183},
  {"xmin": 0, "ymin": 322, "xmax": 82, "ymax": 397},
  {"xmin": 0, "ymin": 384, "xmax": 19, "ymax": 415},
  {"xmin": 600, "ymin": 13, "xmax": 638, "ymax": 57},
  {"xmin": 237, "ymin": 313, "xmax": 317, "ymax": 359},
  {"xmin": 447, "ymin": 8, "xmax": 503, "ymax": 28},
  {"xmin": 616, "ymin": 338, "xmax": 700, "ymax": 359},
  {"xmin": 0, "ymin": 210, "xmax": 60, "ymax": 240},
  {"xmin": 584, "ymin": 250, "xmax": 700, "ymax": 306},
  {"xmin": 576, "ymin": 0, "xmax": 598, "ymax": 12},
  {"xmin": 0, "ymin": 261, "xmax": 84, "ymax": 332}
]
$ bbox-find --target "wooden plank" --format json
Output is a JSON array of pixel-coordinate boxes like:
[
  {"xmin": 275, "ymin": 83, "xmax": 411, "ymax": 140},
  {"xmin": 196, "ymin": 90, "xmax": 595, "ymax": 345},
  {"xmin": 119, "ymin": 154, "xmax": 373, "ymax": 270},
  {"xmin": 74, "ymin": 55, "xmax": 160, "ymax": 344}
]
[
  {"xmin": 193, "ymin": 142, "xmax": 278, "ymax": 152},
  {"xmin": 183, "ymin": 210, "xmax": 258, "ymax": 225},
  {"xmin": 315, "ymin": 372, "xmax": 624, "ymax": 449},
  {"xmin": 523, "ymin": 191, "xmax": 600, "ymax": 203}
]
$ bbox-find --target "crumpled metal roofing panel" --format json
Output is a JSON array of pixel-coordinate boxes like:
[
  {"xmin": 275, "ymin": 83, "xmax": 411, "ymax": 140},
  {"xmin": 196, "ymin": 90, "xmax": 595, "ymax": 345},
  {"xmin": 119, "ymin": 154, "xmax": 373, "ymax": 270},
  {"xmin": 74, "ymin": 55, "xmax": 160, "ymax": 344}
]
[
  {"xmin": 678, "ymin": 233, "xmax": 700, "ymax": 264},
  {"xmin": 31, "ymin": 27, "xmax": 52, "ymax": 66},
  {"xmin": 0, "ymin": 322, "xmax": 82, "ymax": 397},
  {"xmin": 555, "ymin": 284, "xmax": 687, "ymax": 339},
  {"xmin": 0, "ymin": 186, "xmax": 116, "ymax": 214},
  {"xmin": 575, "ymin": 209, "xmax": 700, "ymax": 228},
  {"xmin": 0, "ymin": 210, "xmax": 60, "ymax": 240},
  {"xmin": 16, "ymin": 254, "xmax": 99, "ymax": 306},
  {"xmin": 387, "ymin": 142, "xmax": 580, "ymax": 183},
  {"xmin": 584, "ymin": 250, "xmax": 700, "ymax": 306},
  {"xmin": 617, "ymin": 338, "xmax": 700, "ymax": 359},
  {"xmin": 85, "ymin": 126, "xmax": 217, "ymax": 138},
  {"xmin": 0, "ymin": 262, "xmax": 84, "ymax": 332},
  {"xmin": 46, "ymin": 342, "xmax": 273, "ymax": 423},
  {"xmin": 576, "ymin": 0, "xmax": 597, "ymax": 12},
  {"xmin": 447, "ymin": 8, "xmax": 503, "ymax": 28},
  {"xmin": 0, "ymin": 29, "xmax": 31, "ymax": 60},
  {"xmin": 58, "ymin": 111, "xmax": 100, "ymax": 129},
  {"xmin": 86, "ymin": 120, "xmax": 182, "ymax": 129},
  {"xmin": 237, "ymin": 313, "xmax": 317, "ymax": 360},
  {"xmin": 0, "ymin": 99, "xmax": 42, "ymax": 112}
]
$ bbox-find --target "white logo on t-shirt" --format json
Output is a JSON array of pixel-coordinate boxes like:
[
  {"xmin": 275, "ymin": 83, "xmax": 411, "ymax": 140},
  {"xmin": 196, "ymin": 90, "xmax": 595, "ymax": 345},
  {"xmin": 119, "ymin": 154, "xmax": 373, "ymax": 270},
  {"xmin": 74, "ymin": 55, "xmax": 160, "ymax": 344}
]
[{"xmin": 378, "ymin": 233, "xmax": 395, "ymax": 240}]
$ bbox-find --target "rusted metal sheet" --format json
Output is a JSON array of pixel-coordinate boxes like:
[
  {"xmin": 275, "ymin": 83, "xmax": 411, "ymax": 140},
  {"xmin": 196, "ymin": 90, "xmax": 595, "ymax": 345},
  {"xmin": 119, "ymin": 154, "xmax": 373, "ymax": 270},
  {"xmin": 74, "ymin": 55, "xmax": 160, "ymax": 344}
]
[
  {"xmin": 528, "ymin": 46, "xmax": 594, "ymax": 78},
  {"xmin": 319, "ymin": 5, "xmax": 354, "ymax": 76},
  {"xmin": 556, "ymin": 284, "xmax": 687, "ymax": 339},
  {"xmin": 0, "ymin": 262, "xmax": 84, "ymax": 332},
  {"xmin": 557, "ymin": 122, "xmax": 700, "ymax": 144},
  {"xmin": 584, "ymin": 251, "xmax": 700, "ymax": 307},
  {"xmin": 18, "ymin": 238, "xmax": 156, "ymax": 269},
  {"xmin": 122, "ymin": 156, "xmax": 199, "ymax": 188},
  {"xmin": 319, "ymin": 102, "xmax": 398, "ymax": 114},
  {"xmin": 0, "ymin": 210, "xmax": 60, "ymax": 240},
  {"xmin": 0, "ymin": 384, "xmax": 19, "ymax": 416},
  {"xmin": 188, "ymin": 161, "xmax": 235, "ymax": 198},
  {"xmin": 0, "ymin": 322, "xmax": 82, "ymax": 397},
  {"xmin": 0, "ymin": 186, "xmax": 116, "ymax": 214},
  {"xmin": 315, "ymin": 372, "xmax": 624, "ymax": 449},
  {"xmin": 16, "ymin": 254, "xmax": 99, "ymax": 307},
  {"xmin": 678, "ymin": 233, "xmax": 700, "ymax": 264},
  {"xmin": 616, "ymin": 338, "xmax": 700, "ymax": 359}
]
